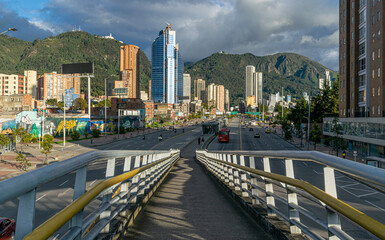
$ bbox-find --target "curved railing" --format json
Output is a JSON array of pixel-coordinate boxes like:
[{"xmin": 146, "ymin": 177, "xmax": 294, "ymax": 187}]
[
  {"xmin": 196, "ymin": 150, "xmax": 385, "ymax": 240},
  {"xmin": 0, "ymin": 149, "xmax": 180, "ymax": 240}
]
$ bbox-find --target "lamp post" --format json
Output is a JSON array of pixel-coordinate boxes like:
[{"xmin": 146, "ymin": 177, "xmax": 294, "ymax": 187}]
[
  {"xmin": 0, "ymin": 28, "xmax": 17, "ymax": 35},
  {"xmin": 307, "ymin": 78, "xmax": 311, "ymax": 150}
]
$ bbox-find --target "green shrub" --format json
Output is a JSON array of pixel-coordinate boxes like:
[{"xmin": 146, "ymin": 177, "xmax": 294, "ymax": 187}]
[
  {"xmin": 71, "ymin": 131, "xmax": 80, "ymax": 140},
  {"xmin": 91, "ymin": 129, "xmax": 102, "ymax": 138}
]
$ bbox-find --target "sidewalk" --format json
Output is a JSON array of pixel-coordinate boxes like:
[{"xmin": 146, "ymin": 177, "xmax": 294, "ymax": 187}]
[
  {"xmin": 0, "ymin": 128, "xmax": 163, "ymax": 181},
  {"xmin": 272, "ymin": 126, "xmax": 366, "ymax": 164}
]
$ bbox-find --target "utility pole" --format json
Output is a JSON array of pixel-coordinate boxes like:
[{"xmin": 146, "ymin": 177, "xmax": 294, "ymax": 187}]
[
  {"xmin": 105, "ymin": 78, "xmax": 107, "ymax": 138},
  {"xmin": 88, "ymin": 74, "xmax": 91, "ymax": 120},
  {"xmin": 118, "ymin": 109, "xmax": 120, "ymax": 139},
  {"xmin": 282, "ymin": 87, "xmax": 284, "ymax": 120},
  {"xmin": 62, "ymin": 74, "xmax": 66, "ymax": 147},
  {"xmin": 307, "ymin": 79, "xmax": 311, "ymax": 150}
]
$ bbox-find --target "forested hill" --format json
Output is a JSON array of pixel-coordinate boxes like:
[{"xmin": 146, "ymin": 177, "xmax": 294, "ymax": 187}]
[
  {"xmin": 0, "ymin": 31, "xmax": 151, "ymax": 96},
  {"xmin": 185, "ymin": 52, "xmax": 337, "ymax": 105}
]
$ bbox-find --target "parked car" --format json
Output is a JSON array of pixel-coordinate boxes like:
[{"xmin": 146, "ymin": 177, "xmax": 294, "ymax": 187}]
[
  {"xmin": 0, "ymin": 217, "xmax": 16, "ymax": 240},
  {"xmin": 254, "ymin": 133, "xmax": 260, "ymax": 138}
]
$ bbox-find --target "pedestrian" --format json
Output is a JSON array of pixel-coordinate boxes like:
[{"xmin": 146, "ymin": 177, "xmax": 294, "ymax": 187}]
[
  {"xmin": 91, "ymin": 137, "xmax": 93, "ymax": 144},
  {"xmin": 342, "ymin": 151, "xmax": 346, "ymax": 159},
  {"xmin": 198, "ymin": 137, "xmax": 201, "ymax": 145}
]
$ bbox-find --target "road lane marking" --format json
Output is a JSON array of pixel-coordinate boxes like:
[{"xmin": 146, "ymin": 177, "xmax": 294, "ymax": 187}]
[
  {"xmin": 88, "ymin": 180, "xmax": 97, "ymax": 187},
  {"xmin": 53, "ymin": 234, "xmax": 60, "ymax": 240},
  {"xmin": 365, "ymin": 200, "xmax": 385, "ymax": 212},
  {"xmin": 313, "ymin": 170, "xmax": 322, "ymax": 175},
  {"xmin": 358, "ymin": 191, "xmax": 379, "ymax": 198},
  {"xmin": 59, "ymin": 180, "xmax": 68, "ymax": 186},
  {"xmin": 36, "ymin": 194, "xmax": 46, "ymax": 202},
  {"xmin": 340, "ymin": 182, "xmax": 360, "ymax": 188},
  {"xmin": 302, "ymin": 162, "xmax": 308, "ymax": 166},
  {"xmin": 58, "ymin": 188, "xmax": 71, "ymax": 198}
]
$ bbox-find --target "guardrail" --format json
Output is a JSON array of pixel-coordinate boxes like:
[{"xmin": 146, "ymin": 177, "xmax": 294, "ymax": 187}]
[
  {"xmin": 0, "ymin": 149, "xmax": 180, "ymax": 240},
  {"xmin": 196, "ymin": 150, "xmax": 385, "ymax": 240}
]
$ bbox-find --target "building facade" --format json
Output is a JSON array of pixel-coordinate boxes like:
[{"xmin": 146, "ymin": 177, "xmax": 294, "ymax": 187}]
[
  {"xmin": 151, "ymin": 24, "xmax": 183, "ymax": 104},
  {"xmin": 120, "ymin": 45, "xmax": 140, "ymax": 98},
  {"xmin": 38, "ymin": 72, "xmax": 80, "ymax": 101},
  {"xmin": 182, "ymin": 73, "xmax": 191, "ymax": 101},
  {"xmin": 0, "ymin": 74, "xmax": 28, "ymax": 96},
  {"xmin": 194, "ymin": 78, "xmax": 205, "ymax": 102},
  {"xmin": 245, "ymin": 66, "xmax": 263, "ymax": 106},
  {"xmin": 215, "ymin": 85, "xmax": 225, "ymax": 112},
  {"xmin": 0, "ymin": 94, "xmax": 34, "ymax": 112},
  {"xmin": 245, "ymin": 65, "xmax": 255, "ymax": 102},
  {"xmin": 24, "ymin": 70, "xmax": 38, "ymax": 99}
]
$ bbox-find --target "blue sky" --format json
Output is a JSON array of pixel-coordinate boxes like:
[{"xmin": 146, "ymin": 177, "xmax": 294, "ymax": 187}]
[{"xmin": 0, "ymin": 0, "xmax": 339, "ymax": 70}]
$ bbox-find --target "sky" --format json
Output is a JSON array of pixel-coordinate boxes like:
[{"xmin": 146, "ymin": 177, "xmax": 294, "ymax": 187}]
[{"xmin": 0, "ymin": 0, "xmax": 339, "ymax": 70}]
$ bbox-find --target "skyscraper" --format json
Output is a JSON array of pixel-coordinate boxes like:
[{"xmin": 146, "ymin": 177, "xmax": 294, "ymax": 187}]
[
  {"xmin": 194, "ymin": 78, "xmax": 206, "ymax": 102},
  {"xmin": 215, "ymin": 85, "xmax": 225, "ymax": 112},
  {"xmin": 206, "ymin": 83, "xmax": 216, "ymax": 107},
  {"xmin": 151, "ymin": 24, "xmax": 183, "ymax": 104},
  {"xmin": 256, "ymin": 72, "xmax": 263, "ymax": 105},
  {"xmin": 245, "ymin": 65, "xmax": 255, "ymax": 101},
  {"xmin": 120, "ymin": 45, "xmax": 140, "ymax": 99},
  {"xmin": 183, "ymin": 73, "xmax": 191, "ymax": 101},
  {"xmin": 225, "ymin": 89, "xmax": 230, "ymax": 111}
]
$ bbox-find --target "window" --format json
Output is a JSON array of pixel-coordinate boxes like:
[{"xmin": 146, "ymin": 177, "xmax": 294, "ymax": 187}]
[
  {"xmin": 352, "ymin": 77, "xmax": 354, "ymax": 84},
  {"xmin": 379, "ymin": 48, "xmax": 381, "ymax": 58},
  {"xmin": 373, "ymin": 33, "xmax": 376, "ymax": 42},
  {"xmin": 352, "ymin": 16, "xmax": 355, "ymax": 25},
  {"xmin": 373, "ymin": 106, "xmax": 375, "ymax": 115},
  {"xmin": 378, "ymin": 105, "xmax": 381, "ymax": 115},
  {"xmin": 378, "ymin": 30, "xmax": 381, "ymax": 40},
  {"xmin": 372, "ymin": 69, "xmax": 375, "ymax": 78},
  {"xmin": 373, "ymin": 87, "xmax": 375, "ymax": 96},
  {"xmin": 379, "ymin": 86, "xmax": 381, "ymax": 96},
  {"xmin": 359, "ymin": 11, "xmax": 366, "ymax": 25},
  {"xmin": 373, "ymin": 15, "xmax": 376, "ymax": 24},
  {"xmin": 379, "ymin": 67, "xmax": 381, "ymax": 77},
  {"xmin": 359, "ymin": 58, "xmax": 366, "ymax": 71},
  {"xmin": 373, "ymin": 51, "xmax": 375, "ymax": 60},
  {"xmin": 378, "ymin": 11, "xmax": 381, "ymax": 22},
  {"xmin": 352, "ymin": 32, "xmax": 354, "ymax": 39},
  {"xmin": 359, "ymin": 26, "xmax": 366, "ymax": 40}
]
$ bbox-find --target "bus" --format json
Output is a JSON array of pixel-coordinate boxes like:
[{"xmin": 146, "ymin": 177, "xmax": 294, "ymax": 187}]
[
  {"xmin": 365, "ymin": 156, "xmax": 385, "ymax": 169},
  {"xmin": 218, "ymin": 127, "xmax": 230, "ymax": 143}
]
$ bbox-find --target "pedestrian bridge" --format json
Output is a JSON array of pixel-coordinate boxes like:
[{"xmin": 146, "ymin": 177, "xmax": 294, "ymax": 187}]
[{"xmin": 1, "ymin": 142, "xmax": 385, "ymax": 239}]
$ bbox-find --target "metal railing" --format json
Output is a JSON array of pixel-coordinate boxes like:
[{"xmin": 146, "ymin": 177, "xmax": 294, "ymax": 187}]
[
  {"xmin": 0, "ymin": 149, "xmax": 180, "ymax": 240},
  {"xmin": 196, "ymin": 150, "xmax": 385, "ymax": 240}
]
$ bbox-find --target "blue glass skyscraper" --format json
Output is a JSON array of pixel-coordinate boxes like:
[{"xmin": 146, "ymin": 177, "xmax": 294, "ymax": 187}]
[{"xmin": 151, "ymin": 24, "xmax": 183, "ymax": 104}]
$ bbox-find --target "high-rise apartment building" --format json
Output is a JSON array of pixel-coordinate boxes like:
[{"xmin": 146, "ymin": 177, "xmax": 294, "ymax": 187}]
[
  {"xmin": 245, "ymin": 65, "xmax": 255, "ymax": 101},
  {"xmin": 0, "ymin": 74, "xmax": 27, "ymax": 96},
  {"xmin": 38, "ymin": 72, "xmax": 80, "ymax": 101},
  {"xmin": 194, "ymin": 78, "xmax": 206, "ymax": 102},
  {"xmin": 151, "ymin": 24, "xmax": 183, "ymax": 104},
  {"xmin": 183, "ymin": 73, "xmax": 191, "ymax": 101},
  {"xmin": 120, "ymin": 45, "xmax": 140, "ymax": 99},
  {"xmin": 24, "ymin": 70, "xmax": 38, "ymax": 99},
  {"xmin": 206, "ymin": 83, "xmax": 217, "ymax": 107},
  {"xmin": 245, "ymin": 65, "xmax": 263, "ymax": 106},
  {"xmin": 323, "ymin": 0, "xmax": 385, "ymax": 158},
  {"xmin": 215, "ymin": 85, "xmax": 225, "ymax": 112},
  {"xmin": 225, "ymin": 89, "xmax": 230, "ymax": 111}
]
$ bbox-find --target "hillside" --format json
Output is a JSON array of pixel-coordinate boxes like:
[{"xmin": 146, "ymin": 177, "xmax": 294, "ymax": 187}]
[
  {"xmin": 185, "ymin": 52, "xmax": 337, "ymax": 105},
  {"xmin": 0, "ymin": 31, "xmax": 151, "ymax": 96}
]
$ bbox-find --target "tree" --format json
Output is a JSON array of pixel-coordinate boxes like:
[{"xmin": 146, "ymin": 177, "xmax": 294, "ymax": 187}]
[
  {"xmin": 73, "ymin": 98, "xmax": 88, "ymax": 110},
  {"xmin": 310, "ymin": 122, "xmax": 322, "ymax": 150},
  {"xmin": 331, "ymin": 117, "xmax": 346, "ymax": 156},
  {"xmin": 12, "ymin": 127, "xmax": 27, "ymax": 153},
  {"xmin": 16, "ymin": 153, "xmax": 31, "ymax": 171},
  {"xmin": 46, "ymin": 99, "xmax": 57, "ymax": 107},
  {"xmin": 41, "ymin": 134, "xmax": 53, "ymax": 164},
  {"xmin": 0, "ymin": 134, "xmax": 10, "ymax": 160},
  {"xmin": 91, "ymin": 129, "xmax": 101, "ymax": 138},
  {"xmin": 94, "ymin": 99, "xmax": 111, "ymax": 108}
]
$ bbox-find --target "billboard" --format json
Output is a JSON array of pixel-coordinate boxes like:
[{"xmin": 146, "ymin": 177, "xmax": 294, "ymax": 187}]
[{"xmin": 62, "ymin": 63, "xmax": 94, "ymax": 74}]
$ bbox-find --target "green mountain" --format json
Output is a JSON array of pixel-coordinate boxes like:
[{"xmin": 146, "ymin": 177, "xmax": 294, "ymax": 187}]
[
  {"xmin": 0, "ymin": 31, "xmax": 151, "ymax": 96},
  {"xmin": 185, "ymin": 52, "xmax": 337, "ymax": 105},
  {"xmin": 1, "ymin": 31, "xmax": 336, "ymax": 107}
]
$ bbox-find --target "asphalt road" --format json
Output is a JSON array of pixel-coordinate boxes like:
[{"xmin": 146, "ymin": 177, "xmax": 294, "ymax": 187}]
[
  {"xmin": 0, "ymin": 125, "xmax": 202, "ymax": 239},
  {"xmin": 209, "ymin": 117, "xmax": 385, "ymax": 239}
]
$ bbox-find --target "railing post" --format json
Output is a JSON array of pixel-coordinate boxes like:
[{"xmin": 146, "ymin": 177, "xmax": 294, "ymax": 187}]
[
  {"xmin": 263, "ymin": 157, "xmax": 276, "ymax": 216},
  {"xmin": 239, "ymin": 155, "xmax": 249, "ymax": 197},
  {"xmin": 101, "ymin": 158, "xmax": 116, "ymax": 233},
  {"xmin": 228, "ymin": 155, "xmax": 235, "ymax": 187},
  {"xmin": 232, "ymin": 155, "xmax": 241, "ymax": 191},
  {"xmin": 130, "ymin": 155, "xmax": 142, "ymax": 203},
  {"xmin": 70, "ymin": 166, "xmax": 87, "ymax": 239},
  {"xmin": 139, "ymin": 155, "xmax": 148, "ymax": 196},
  {"xmin": 285, "ymin": 159, "xmax": 301, "ymax": 234},
  {"xmin": 249, "ymin": 156, "xmax": 260, "ymax": 205},
  {"xmin": 120, "ymin": 156, "xmax": 132, "ymax": 217},
  {"xmin": 15, "ymin": 189, "xmax": 36, "ymax": 240},
  {"xmin": 223, "ymin": 154, "xmax": 230, "ymax": 183},
  {"xmin": 324, "ymin": 167, "xmax": 341, "ymax": 238}
]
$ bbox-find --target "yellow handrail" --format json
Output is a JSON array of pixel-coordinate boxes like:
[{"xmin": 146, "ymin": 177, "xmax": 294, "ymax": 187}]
[
  {"xmin": 204, "ymin": 156, "xmax": 385, "ymax": 240},
  {"xmin": 25, "ymin": 154, "xmax": 177, "ymax": 240}
]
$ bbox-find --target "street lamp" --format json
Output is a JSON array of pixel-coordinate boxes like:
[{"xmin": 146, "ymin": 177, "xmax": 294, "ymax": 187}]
[
  {"xmin": 307, "ymin": 76, "xmax": 311, "ymax": 150},
  {"xmin": 0, "ymin": 28, "xmax": 17, "ymax": 35}
]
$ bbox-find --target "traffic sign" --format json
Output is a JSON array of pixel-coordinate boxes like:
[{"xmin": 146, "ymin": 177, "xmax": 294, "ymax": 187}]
[{"xmin": 353, "ymin": 150, "xmax": 357, "ymax": 157}]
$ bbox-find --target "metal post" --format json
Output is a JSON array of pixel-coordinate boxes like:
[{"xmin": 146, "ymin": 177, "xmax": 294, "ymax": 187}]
[
  {"xmin": 118, "ymin": 109, "xmax": 120, "ymax": 139},
  {"xmin": 63, "ymin": 75, "xmax": 66, "ymax": 147},
  {"xmin": 307, "ymin": 78, "xmax": 311, "ymax": 150},
  {"xmin": 105, "ymin": 78, "xmax": 107, "ymax": 138},
  {"xmin": 282, "ymin": 87, "xmax": 284, "ymax": 120},
  {"xmin": 285, "ymin": 159, "xmax": 301, "ymax": 234},
  {"xmin": 88, "ymin": 74, "xmax": 91, "ymax": 120}
]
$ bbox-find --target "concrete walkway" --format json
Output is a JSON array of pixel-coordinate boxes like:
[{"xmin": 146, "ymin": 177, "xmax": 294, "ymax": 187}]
[{"xmin": 124, "ymin": 136, "xmax": 273, "ymax": 239}]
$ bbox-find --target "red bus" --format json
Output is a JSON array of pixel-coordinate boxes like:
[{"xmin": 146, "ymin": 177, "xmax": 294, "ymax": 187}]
[{"xmin": 218, "ymin": 127, "xmax": 230, "ymax": 143}]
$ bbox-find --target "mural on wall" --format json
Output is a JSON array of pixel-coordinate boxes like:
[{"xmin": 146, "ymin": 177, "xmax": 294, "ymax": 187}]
[
  {"xmin": 121, "ymin": 116, "xmax": 141, "ymax": 129},
  {"xmin": 0, "ymin": 111, "xmax": 120, "ymax": 138}
]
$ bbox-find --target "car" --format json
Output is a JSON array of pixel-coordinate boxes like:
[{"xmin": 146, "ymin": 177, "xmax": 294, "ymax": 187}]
[
  {"xmin": 265, "ymin": 129, "xmax": 271, "ymax": 133},
  {"xmin": 249, "ymin": 128, "xmax": 253, "ymax": 131},
  {"xmin": 254, "ymin": 133, "xmax": 260, "ymax": 138},
  {"xmin": 0, "ymin": 217, "xmax": 16, "ymax": 240}
]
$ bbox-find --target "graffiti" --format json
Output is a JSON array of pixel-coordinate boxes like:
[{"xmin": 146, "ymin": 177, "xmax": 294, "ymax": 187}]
[{"xmin": 122, "ymin": 116, "xmax": 141, "ymax": 129}]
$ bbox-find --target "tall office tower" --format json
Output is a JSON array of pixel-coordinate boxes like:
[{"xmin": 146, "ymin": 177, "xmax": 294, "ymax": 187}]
[
  {"xmin": 206, "ymin": 83, "xmax": 217, "ymax": 107},
  {"xmin": 176, "ymin": 45, "xmax": 184, "ymax": 101},
  {"xmin": 215, "ymin": 85, "xmax": 225, "ymax": 112},
  {"xmin": 194, "ymin": 78, "xmax": 206, "ymax": 101},
  {"xmin": 325, "ymin": 69, "xmax": 332, "ymax": 87},
  {"xmin": 183, "ymin": 73, "xmax": 191, "ymax": 101},
  {"xmin": 256, "ymin": 72, "xmax": 263, "ymax": 105},
  {"xmin": 151, "ymin": 24, "xmax": 183, "ymax": 104},
  {"xmin": 120, "ymin": 44, "xmax": 140, "ymax": 98},
  {"xmin": 225, "ymin": 89, "xmax": 230, "ymax": 111},
  {"xmin": 24, "ymin": 70, "xmax": 37, "ymax": 99},
  {"xmin": 339, "ymin": 0, "xmax": 385, "ymax": 118},
  {"xmin": 245, "ymin": 65, "xmax": 256, "ymax": 102},
  {"xmin": 38, "ymin": 72, "xmax": 80, "ymax": 101}
]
